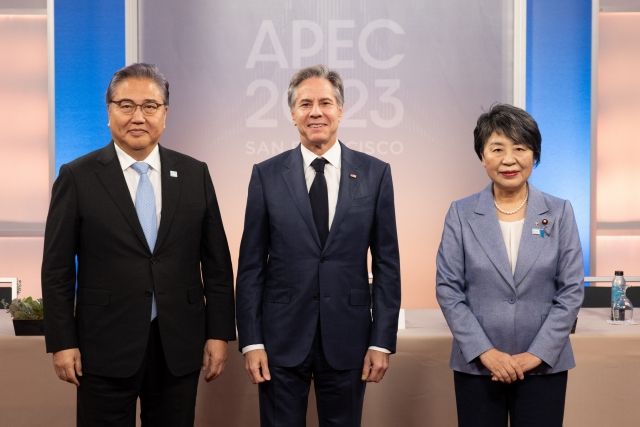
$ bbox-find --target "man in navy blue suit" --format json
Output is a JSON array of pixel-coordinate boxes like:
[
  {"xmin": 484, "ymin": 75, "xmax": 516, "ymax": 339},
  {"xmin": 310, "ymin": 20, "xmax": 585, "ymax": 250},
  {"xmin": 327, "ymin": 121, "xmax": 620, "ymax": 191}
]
[{"xmin": 236, "ymin": 65, "xmax": 401, "ymax": 426}]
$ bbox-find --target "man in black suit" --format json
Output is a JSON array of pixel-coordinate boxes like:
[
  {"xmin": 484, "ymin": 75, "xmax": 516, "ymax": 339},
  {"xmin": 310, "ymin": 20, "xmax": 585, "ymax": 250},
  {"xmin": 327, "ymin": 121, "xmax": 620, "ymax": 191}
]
[
  {"xmin": 236, "ymin": 65, "xmax": 401, "ymax": 426},
  {"xmin": 41, "ymin": 63, "xmax": 236, "ymax": 427}
]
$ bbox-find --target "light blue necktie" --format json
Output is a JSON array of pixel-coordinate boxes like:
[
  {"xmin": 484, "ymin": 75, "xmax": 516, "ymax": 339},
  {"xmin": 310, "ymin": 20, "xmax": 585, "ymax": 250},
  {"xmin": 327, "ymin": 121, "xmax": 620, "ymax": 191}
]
[{"xmin": 131, "ymin": 162, "xmax": 157, "ymax": 321}]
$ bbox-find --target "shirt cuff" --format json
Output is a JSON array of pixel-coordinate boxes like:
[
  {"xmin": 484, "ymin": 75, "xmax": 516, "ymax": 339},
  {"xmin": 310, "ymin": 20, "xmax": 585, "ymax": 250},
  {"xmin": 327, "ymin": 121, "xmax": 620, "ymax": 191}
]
[
  {"xmin": 242, "ymin": 344, "xmax": 265, "ymax": 354},
  {"xmin": 368, "ymin": 346, "xmax": 391, "ymax": 354}
]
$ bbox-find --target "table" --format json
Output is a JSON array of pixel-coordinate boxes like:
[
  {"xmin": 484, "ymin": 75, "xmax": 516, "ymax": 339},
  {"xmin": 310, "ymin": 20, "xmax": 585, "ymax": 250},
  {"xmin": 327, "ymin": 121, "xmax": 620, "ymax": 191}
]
[{"xmin": 1, "ymin": 309, "xmax": 638, "ymax": 426}]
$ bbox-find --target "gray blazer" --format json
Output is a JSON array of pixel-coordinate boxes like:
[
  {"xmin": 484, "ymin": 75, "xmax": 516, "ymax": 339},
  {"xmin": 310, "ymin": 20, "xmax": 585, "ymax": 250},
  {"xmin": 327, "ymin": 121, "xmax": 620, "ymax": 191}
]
[{"xmin": 436, "ymin": 183, "xmax": 584, "ymax": 375}]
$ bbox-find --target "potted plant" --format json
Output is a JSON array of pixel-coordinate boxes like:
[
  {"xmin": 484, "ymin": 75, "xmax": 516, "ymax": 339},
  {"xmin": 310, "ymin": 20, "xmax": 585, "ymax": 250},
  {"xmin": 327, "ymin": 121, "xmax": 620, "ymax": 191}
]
[{"xmin": 1, "ymin": 280, "xmax": 44, "ymax": 336}]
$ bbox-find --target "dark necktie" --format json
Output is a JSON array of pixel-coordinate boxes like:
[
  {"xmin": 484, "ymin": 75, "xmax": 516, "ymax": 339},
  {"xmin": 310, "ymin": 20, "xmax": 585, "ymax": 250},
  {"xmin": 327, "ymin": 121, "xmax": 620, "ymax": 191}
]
[{"xmin": 309, "ymin": 158, "xmax": 329, "ymax": 247}]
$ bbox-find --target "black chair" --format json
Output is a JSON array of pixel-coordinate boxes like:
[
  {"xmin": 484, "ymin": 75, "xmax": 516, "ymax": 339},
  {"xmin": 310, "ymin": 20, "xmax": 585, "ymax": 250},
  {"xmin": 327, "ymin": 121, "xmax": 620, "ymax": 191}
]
[{"xmin": 582, "ymin": 286, "xmax": 640, "ymax": 308}]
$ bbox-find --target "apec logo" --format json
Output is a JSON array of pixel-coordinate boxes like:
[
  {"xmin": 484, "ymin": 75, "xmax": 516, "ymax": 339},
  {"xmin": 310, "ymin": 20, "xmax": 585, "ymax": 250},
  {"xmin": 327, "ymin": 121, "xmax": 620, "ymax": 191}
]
[
  {"xmin": 246, "ymin": 19, "xmax": 405, "ymax": 70},
  {"xmin": 243, "ymin": 19, "xmax": 406, "ymax": 134}
]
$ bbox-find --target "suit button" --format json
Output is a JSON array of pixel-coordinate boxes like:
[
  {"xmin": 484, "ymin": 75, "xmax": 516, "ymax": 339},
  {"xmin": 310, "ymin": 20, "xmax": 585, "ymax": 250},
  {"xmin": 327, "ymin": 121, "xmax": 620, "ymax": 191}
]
[
  {"xmin": 145, "ymin": 290, "xmax": 153, "ymax": 297},
  {"xmin": 314, "ymin": 293, "xmax": 320, "ymax": 300},
  {"xmin": 320, "ymin": 257, "xmax": 326, "ymax": 263},
  {"xmin": 150, "ymin": 257, "xmax": 157, "ymax": 265},
  {"xmin": 508, "ymin": 298, "xmax": 515, "ymax": 304}
]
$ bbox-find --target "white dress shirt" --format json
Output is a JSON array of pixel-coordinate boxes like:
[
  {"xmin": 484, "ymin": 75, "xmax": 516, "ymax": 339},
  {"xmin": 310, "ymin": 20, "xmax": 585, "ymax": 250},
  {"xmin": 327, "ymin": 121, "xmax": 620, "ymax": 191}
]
[
  {"xmin": 114, "ymin": 142, "xmax": 162, "ymax": 230},
  {"xmin": 243, "ymin": 141, "xmax": 390, "ymax": 355},
  {"xmin": 498, "ymin": 219, "xmax": 524, "ymax": 275}
]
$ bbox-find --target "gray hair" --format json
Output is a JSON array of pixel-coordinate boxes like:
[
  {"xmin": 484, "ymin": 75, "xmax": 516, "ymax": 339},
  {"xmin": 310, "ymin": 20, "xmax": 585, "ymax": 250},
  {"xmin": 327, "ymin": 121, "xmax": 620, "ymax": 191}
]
[
  {"xmin": 287, "ymin": 65, "xmax": 344, "ymax": 110},
  {"xmin": 105, "ymin": 63, "xmax": 169, "ymax": 106}
]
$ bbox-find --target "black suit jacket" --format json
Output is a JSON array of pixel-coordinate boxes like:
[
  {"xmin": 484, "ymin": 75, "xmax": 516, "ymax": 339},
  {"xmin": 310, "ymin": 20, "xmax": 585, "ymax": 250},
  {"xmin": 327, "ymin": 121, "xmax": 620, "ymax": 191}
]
[{"xmin": 41, "ymin": 142, "xmax": 235, "ymax": 378}]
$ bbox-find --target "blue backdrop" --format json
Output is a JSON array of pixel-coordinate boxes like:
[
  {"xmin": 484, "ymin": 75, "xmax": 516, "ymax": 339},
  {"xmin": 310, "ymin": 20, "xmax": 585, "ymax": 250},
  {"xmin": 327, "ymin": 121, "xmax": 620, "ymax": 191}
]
[
  {"xmin": 527, "ymin": 0, "xmax": 592, "ymax": 275},
  {"xmin": 54, "ymin": 0, "xmax": 125, "ymax": 174}
]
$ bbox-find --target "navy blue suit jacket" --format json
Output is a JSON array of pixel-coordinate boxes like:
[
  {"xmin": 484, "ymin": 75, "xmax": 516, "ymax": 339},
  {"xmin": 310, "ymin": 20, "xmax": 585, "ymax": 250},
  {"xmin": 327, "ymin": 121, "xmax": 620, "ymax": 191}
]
[{"xmin": 236, "ymin": 142, "xmax": 401, "ymax": 370}]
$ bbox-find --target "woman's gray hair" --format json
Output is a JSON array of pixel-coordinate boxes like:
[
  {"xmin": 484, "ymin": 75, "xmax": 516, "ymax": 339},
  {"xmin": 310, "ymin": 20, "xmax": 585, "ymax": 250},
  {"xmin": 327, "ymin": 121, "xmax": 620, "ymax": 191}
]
[
  {"xmin": 105, "ymin": 63, "xmax": 170, "ymax": 106},
  {"xmin": 287, "ymin": 65, "xmax": 344, "ymax": 110}
]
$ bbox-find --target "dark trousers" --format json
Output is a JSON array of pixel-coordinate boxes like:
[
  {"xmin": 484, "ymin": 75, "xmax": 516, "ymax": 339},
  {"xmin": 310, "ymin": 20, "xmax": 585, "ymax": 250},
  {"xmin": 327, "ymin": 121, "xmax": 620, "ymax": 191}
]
[
  {"xmin": 454, "ymin": 370, "xmax": 568, "ymax": 427},
  {"xmin": 258, "ymin": 325, "xmax": 366, "ymax": 427},
  {"xmin": 77, "ymin": 319, "xmax": 200, "ymax": 427}
]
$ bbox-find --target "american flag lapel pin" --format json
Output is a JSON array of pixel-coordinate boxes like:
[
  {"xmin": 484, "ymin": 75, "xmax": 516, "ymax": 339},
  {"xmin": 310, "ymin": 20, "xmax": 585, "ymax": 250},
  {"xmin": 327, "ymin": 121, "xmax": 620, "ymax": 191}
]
[
  {"xmin": 349, "ymin": 174, "xmax": 357, "ymax": 179},
  {"xmin": 170, "ymin": 171, "xmax": 178, "ymax": 177}
]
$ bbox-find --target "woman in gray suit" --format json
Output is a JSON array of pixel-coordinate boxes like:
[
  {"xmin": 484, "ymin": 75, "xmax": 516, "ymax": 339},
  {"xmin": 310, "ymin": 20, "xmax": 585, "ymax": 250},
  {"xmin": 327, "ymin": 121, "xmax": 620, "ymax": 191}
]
[{"xmin": 436, "ymin": 104, "xmax": 584, "ymax": 427}]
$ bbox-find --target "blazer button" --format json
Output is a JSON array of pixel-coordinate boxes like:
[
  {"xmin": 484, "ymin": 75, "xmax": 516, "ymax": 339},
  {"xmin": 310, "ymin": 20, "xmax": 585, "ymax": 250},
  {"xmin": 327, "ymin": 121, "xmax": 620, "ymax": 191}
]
[
  {"xmin": 508, "ymin": 298, "xmax": 516, "ymax": 304},
  {"xmin": 145, "ymin": 290, "xmax": 153, "ymax": 297},
  {"xmin": 320, "ymin": 257, "xmax": 326, "ymax": 263},
  {"xmin": 150, "ymin": 257, "xmax": 157, "ymax": 265},
  {"xmin": 314, "ymin": 293, "xmax": 320, "ymax": 300}
]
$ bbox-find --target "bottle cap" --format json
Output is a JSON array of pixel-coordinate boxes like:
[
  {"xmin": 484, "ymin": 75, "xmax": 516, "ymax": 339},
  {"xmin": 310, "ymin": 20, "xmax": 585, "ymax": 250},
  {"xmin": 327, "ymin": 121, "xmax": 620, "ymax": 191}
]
[{"xmin": 615, "ymin": 271, "xmax": 624, "ymax": 276}]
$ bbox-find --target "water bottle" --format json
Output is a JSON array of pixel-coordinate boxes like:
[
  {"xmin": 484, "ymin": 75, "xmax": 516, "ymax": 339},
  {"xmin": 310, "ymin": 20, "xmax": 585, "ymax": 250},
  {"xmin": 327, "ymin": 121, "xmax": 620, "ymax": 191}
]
[
  {"xmin": 613, "ymin": 281, "xmax": 634, "ymax": 323},
  {"xmin": 611, "ymin": 271, "xmax": 625, "ymax": 320}
]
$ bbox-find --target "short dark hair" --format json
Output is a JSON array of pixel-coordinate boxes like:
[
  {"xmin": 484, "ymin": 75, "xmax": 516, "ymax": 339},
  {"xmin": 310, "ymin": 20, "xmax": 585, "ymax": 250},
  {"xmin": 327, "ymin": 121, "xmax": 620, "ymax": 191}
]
[
  {"xmin": 105, "ymin": 63, "xmax": 169, "ymax": 106},
  {"xmin": 473, "ymin": 104, "xmax": 541, "ymax": 166},
  {"xmin": 287, "ymin": 64, "xmax": 344, "ymax": 110}
]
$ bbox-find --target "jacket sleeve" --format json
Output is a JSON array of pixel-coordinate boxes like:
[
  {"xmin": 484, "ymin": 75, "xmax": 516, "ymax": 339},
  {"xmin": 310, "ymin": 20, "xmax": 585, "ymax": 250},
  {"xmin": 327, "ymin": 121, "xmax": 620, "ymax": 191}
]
[
  {"xmin": 368, "ymin": 163, "xmax": 402, "ymax": 353},
  {"xmin": 201, "ymin": 163, "xmax": 237, "ymax": 341},
  {"xmin": 41, "ymin": 164, "xmax": 80, "ymax": 353},
  {"xmin": 436, "ymin": 201, "xmax": 495, "ymax": 363},
  {"xmin": 526, "ymin": 200, "xmax": 584, "ymax": 366},
  {"xmin": 235, "ymin": 165, "xmax": 269, "ymax": 350}
]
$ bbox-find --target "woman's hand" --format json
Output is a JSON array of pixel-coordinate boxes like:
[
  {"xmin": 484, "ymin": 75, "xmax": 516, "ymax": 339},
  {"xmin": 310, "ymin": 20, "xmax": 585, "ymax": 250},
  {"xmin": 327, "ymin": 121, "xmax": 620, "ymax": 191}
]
[
  {"xmin": 512, "ymin": 352, "xmax": 543, "ymax": 373},
  {"xmin": 479, "ymin": 348, "xmax": 524, "ymax": 383}
]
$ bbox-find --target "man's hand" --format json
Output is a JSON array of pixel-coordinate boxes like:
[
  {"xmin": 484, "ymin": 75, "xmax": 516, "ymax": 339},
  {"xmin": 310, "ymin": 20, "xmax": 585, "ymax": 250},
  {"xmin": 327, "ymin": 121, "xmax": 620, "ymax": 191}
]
[
  {"xmin": 244, "ymin": 349, "xmax": 271, "ymax": 384},
  {"xmin": 478, "ymin": 348, "xmax": 524, "ymax": 384},
  {"xmin": 52, "ymin": 348, "xmax": 82, "ymax": 387},
  {"xmin": 361, "ymin": 349, "xmax": 389, "ymax": 383},
  {"xmin": 202, "ymin": 339, "xmax": 228, "ymax": 382},
  {"xmin": 512, "ymin": 352, "xmax": 543, "ymax": 373}
]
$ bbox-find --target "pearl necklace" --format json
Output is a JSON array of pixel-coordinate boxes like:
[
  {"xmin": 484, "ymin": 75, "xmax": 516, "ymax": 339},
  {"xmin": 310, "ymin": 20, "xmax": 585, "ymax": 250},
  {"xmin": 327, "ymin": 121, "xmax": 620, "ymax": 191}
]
[{"xmin": 494, "ymin": 184, "xmax": 528, "ymax": 215}]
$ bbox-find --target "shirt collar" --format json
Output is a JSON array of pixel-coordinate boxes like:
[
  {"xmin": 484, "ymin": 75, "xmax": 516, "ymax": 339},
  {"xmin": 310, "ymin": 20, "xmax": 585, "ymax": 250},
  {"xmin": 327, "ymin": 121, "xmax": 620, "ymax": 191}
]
[
  {"xmin": 114, "ymin": 142, "xmax": 162, "ymax": 173},
  {"xmin": 300, "ymin": 140, "xmax": 341, "ymax": 170}
]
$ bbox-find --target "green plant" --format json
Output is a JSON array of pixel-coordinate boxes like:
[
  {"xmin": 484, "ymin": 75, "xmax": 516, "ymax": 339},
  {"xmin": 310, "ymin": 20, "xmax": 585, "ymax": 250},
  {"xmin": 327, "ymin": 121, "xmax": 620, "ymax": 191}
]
[{"xmin": 1, "ymin": 280, "xmax": 43, "ymax": 320}]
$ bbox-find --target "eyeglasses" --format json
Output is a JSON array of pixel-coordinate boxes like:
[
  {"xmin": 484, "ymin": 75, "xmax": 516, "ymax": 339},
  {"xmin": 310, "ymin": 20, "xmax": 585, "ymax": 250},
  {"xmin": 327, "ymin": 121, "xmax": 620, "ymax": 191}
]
[{"xmin": 109, "ymin": 99, "xmax": 166, "ymax": 116}]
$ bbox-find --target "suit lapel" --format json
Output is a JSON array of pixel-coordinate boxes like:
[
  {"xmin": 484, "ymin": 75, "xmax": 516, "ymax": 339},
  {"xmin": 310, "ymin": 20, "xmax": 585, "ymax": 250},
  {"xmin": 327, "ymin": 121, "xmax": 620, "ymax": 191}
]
[
  {"xmin": 513, "ymin": 184, "xmax": 552, "ymax": 287},
  {"xmin": 282, "ymin": 146, "xmax": 322, "ymax": 248},
  {"xmin": 94, "ymin": 142, "xmax": 151, "ymax": 253},
  {"xmin": 323, "ymin": 142, "xmax": 361, "ymax": 252},
  {"xmin": 155, "ymin": 146, "xmax": 182, "ymax": 254},
  {"xmin": 468, "ymin": 184, "xmax": 516, "ymax": 290}
]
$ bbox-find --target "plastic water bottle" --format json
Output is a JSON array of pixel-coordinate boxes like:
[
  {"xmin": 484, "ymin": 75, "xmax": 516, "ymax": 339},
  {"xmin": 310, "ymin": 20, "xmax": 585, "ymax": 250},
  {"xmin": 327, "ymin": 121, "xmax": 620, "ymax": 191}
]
[
  {"xmin": 613, "ymin": 281, "xmax": 634, "ymax": 323},
  {"xmin": 611, "ymin": 271, "xmax": 625, "ymax": 320}
]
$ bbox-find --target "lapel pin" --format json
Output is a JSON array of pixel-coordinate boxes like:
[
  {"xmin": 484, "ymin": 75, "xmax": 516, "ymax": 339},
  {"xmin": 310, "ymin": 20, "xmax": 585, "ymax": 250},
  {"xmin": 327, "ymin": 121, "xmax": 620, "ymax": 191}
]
[
  {"xmin": 170, "ymin": 171, "xmax": 178, "ymax": 178},
  {"xmin": 542, "ymin": 218, "xmax": 550, "ymax": 237},
  {"xmin": 533, "ymin": 219, "xmax": 550, "ymax": 238},
  {"xmin": 350, "ymin": 174, "xmax": 357, "ymax": 179}
]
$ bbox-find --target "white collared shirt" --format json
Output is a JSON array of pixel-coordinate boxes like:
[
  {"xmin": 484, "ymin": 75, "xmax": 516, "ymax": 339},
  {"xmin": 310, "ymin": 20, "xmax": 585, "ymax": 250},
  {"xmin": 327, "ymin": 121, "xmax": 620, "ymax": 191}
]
[
  {"xmin": 243, "ymin": 141, "xmax": 390, "ymax": 355},
  {"xmin": 114, "ymin": 142, "xmax": 162, "ymax": 230}
]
